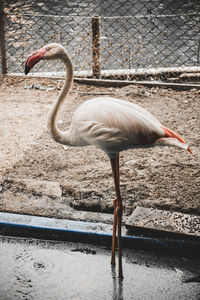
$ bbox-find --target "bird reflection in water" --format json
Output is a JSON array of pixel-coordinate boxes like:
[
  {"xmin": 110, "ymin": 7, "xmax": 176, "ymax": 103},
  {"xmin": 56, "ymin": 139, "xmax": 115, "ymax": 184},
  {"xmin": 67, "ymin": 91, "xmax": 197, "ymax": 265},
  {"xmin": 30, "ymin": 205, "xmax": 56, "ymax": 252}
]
[{"xmin": 111, "ymin": 265, "xmax": 124, "ymax": 300}]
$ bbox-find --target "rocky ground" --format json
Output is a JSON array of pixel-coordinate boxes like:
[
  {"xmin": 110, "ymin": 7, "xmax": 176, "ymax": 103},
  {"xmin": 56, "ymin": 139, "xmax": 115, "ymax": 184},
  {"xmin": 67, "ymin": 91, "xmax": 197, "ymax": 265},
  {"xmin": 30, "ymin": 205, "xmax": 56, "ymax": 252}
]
[{"xmin": 0, "ymin": 75, "xmax": 199, "ymax": 223}]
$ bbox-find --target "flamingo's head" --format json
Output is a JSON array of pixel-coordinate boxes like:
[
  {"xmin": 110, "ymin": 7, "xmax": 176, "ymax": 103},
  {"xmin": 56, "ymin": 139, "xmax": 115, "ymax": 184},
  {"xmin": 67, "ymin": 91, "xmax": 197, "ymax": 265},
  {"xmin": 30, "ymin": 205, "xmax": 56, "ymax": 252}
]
[{"xmin": 25, "ymin": 43, "xmax": 64, "ymax": 75}]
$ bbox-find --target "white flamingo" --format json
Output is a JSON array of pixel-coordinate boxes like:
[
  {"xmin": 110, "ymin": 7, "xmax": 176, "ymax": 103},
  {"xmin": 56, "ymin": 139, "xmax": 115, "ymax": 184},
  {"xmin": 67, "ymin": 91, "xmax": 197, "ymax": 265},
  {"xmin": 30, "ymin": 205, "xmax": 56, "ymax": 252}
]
[{"xmin": 25, "ymin": 43, "xmax": 192, "ymax": 278}]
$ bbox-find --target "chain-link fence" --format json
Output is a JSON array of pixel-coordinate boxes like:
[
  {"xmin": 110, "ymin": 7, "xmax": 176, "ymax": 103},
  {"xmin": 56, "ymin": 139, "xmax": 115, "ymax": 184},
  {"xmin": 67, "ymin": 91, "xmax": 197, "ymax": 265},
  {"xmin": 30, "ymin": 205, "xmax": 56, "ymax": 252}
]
[{"xmin": 1, "ymin": 0, "xmax": 200, "ymax": 84}]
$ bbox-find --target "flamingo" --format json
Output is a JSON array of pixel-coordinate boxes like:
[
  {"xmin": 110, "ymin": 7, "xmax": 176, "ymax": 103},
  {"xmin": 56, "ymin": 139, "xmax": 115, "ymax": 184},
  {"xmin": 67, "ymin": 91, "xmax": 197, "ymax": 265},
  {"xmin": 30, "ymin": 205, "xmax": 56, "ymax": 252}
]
[{"xmin": 25, "ymin": 43, "xmax": 192, "ymax": 279}]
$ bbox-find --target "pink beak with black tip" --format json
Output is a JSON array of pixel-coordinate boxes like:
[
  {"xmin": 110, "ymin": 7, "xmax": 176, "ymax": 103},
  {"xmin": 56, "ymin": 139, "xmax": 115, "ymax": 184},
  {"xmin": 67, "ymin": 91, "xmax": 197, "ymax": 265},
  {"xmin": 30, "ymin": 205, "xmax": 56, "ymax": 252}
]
[{"xmin": 25, "ymin": 47, "xmax": 47, "ymax": 75}]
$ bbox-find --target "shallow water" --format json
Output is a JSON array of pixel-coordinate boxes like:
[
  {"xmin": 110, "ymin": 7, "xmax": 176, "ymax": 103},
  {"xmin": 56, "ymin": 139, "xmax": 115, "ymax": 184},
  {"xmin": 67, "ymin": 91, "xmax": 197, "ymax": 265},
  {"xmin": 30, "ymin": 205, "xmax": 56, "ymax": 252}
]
[{"xmin": 0, "ymin": 236, "xmax": 199, "ymax": 300}]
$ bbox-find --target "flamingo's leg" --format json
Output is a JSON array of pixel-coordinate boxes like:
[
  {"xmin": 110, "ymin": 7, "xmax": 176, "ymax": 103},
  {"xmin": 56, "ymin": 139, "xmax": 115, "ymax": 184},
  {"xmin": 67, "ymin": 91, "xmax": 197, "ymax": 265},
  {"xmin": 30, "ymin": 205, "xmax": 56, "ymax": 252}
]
[
  {"xmin": 110, "ymin": 154, "xmax": 123, "ymax": 279},
  {"xmin": 110, "ymin": 154, "xmax": 119, "ymax": 266},
  {"xmin": 111, "ymin": 197, "xmax": 117, "ymax": 266},
  {"xmin": 117, "ymin": 205, "xmax": 123, "ymax": 279}
]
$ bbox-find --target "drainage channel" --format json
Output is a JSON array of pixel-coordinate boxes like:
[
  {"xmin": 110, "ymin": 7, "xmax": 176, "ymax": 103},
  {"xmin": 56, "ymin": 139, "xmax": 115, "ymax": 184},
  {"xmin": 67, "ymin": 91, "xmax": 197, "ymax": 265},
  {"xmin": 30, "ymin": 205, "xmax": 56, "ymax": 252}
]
[{"xmin": 0, "ymin": 212, "xmax": 199, "ymax": 259}]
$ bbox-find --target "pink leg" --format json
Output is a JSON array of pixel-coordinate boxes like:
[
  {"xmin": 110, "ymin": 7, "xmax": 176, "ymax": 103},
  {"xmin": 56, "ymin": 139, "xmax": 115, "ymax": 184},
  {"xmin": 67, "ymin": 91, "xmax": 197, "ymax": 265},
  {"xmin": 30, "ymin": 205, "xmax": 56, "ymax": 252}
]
[
  {"xmin": 111, "ymin": 196, "xmax": 117, "ymax": 266},
  {"xmin": 110, "ymin": 154, "xmax": 123, "ymax": 279},
  {"xmin": 111, "ymin": 154, "xmax": 119, "ymax": 266}
]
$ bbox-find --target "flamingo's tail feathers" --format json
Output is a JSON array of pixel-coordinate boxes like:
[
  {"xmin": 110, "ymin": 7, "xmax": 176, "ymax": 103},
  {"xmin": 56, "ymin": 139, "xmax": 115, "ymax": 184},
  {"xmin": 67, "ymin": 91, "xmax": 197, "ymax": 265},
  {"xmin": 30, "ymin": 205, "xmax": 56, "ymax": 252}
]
[{"xmin": 156, "ymin": 126, "xmax": 192, "ymax": 154}]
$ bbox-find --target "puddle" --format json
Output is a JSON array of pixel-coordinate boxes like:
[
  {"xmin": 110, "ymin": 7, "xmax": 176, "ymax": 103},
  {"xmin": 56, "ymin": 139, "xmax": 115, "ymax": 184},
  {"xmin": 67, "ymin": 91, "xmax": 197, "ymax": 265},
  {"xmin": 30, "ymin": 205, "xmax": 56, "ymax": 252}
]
[{"xmin": 0, "ymin": 236, "xmax": 199, "ymax": 300}]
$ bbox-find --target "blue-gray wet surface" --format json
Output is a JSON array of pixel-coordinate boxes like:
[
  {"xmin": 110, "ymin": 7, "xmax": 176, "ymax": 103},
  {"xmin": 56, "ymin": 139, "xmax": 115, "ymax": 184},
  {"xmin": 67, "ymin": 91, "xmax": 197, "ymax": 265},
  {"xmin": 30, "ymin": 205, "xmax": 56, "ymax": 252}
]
[{"xmin": 0, "ymin": 236, "xmax": 199, "ymax": 300}]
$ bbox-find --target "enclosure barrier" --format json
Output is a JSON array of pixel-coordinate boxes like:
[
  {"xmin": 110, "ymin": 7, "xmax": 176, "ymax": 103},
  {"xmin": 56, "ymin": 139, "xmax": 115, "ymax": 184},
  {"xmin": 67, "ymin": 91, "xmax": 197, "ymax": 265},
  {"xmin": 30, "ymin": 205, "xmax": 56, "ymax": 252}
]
[
  {"xmin": 0, "ymin": 0, "xmax": 7, "ymax": 74},
  {"xmin": 1, "ymin": 0, "xmax": 200, "ymax": 85}
]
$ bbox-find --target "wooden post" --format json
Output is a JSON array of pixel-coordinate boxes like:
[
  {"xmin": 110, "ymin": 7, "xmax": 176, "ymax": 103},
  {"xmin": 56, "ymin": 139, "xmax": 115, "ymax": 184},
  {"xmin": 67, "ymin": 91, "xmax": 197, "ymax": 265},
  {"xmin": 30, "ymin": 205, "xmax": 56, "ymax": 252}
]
[
  {"xmin": 92, "ymin": 16, "xmax": 101, "ymax": 78},
  {"xmin": 0, "ymin": 0, "xmax": 7, "ymax": 74}
]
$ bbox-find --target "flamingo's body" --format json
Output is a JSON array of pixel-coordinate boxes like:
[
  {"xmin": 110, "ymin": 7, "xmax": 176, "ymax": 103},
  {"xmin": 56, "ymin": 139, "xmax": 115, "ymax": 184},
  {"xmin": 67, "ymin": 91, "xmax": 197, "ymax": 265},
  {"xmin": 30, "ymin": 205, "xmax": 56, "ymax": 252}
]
[
  {"xmin": 69, "ymin": 97, "xmax": 163, "ymax": 153},
  {"xmin": 25, "ymin": 43, "xmax": 191, "ymax": 279}
]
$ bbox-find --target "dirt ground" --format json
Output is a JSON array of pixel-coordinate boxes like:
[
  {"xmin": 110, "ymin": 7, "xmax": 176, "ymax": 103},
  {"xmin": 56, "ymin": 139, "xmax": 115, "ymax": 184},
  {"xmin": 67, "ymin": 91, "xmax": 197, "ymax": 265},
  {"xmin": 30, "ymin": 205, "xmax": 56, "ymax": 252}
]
[{"xmin": 0, "ymin": 75, "xmax": 199, "ymax": 223}]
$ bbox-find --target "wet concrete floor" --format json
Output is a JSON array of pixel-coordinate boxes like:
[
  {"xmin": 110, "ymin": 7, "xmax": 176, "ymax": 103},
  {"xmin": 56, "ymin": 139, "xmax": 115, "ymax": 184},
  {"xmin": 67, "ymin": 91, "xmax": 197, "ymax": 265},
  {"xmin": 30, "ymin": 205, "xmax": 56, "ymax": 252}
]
[{"xmin": 0, "ymin": 235, "xmax": 199, "ymax": 300}]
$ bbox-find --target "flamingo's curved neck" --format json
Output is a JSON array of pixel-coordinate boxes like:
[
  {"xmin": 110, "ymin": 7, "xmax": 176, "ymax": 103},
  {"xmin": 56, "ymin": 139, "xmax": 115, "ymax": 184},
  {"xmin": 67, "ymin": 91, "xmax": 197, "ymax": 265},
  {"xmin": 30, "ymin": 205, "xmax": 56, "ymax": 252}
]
[{"xmin": 47, "ymin": 51, "xmax": 73, "ymax": 145}]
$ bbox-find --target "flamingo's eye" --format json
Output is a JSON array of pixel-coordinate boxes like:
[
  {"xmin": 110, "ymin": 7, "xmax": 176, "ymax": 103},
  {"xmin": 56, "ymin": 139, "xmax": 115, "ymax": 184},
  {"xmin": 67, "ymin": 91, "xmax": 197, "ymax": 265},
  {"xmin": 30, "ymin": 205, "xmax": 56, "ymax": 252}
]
[{"xmin": 46, "ymin": 47, "xmax": 51, "ymax": 51}]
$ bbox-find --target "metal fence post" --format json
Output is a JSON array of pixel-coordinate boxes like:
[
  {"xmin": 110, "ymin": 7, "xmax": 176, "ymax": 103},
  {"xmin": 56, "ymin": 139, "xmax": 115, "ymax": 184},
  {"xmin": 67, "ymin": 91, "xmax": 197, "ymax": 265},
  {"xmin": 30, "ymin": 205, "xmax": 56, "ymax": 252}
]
[
  {"xmin": 0, "ymin": 0, "xmax": 7, "ymax": 74},
  {"xmin": 92, "ymin": 16, "xmax": 101, "ymax": 78}
]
